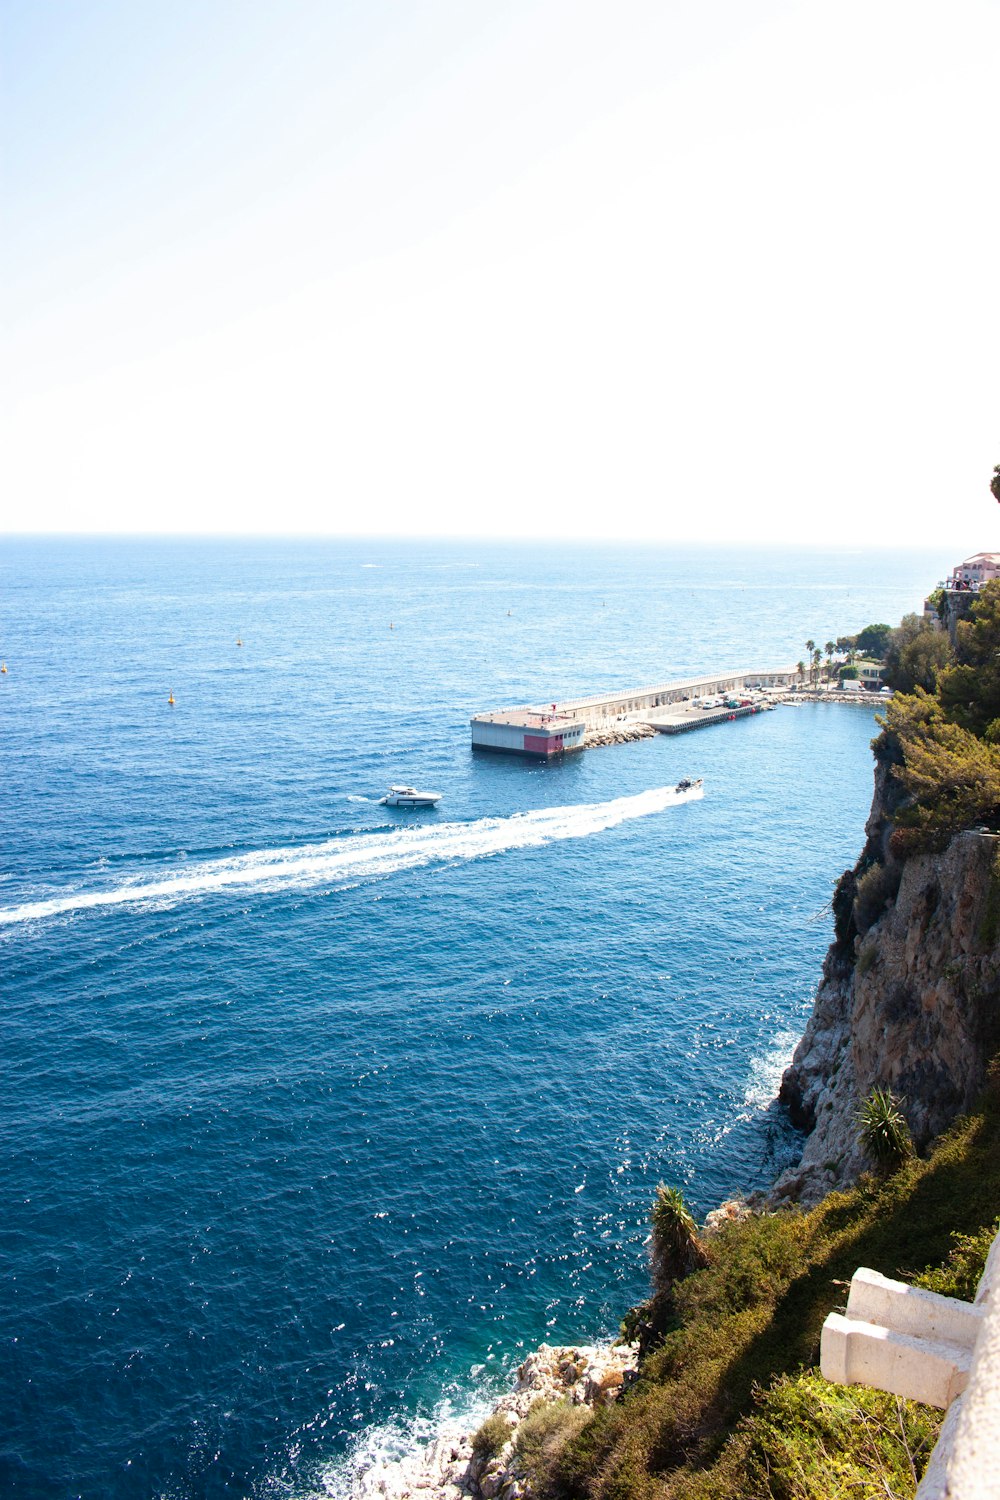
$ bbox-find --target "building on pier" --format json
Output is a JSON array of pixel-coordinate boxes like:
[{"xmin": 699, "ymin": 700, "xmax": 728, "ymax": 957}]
[{"xmin": 470, "ymin": 709, "xmax": 586, "ymax": 758}]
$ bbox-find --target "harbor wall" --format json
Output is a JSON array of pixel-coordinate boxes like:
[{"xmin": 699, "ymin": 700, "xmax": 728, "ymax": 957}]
[
  {"xmin": 551, "ymin": 668, "xmax": 795, "ymax": 729},
  {"xmin": 472, "ymin": 668, "xmax": 797, "ymax": 751}
]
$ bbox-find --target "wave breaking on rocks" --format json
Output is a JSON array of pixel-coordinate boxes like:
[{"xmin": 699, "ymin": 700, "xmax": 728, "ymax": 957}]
[{"xmin": 354, "ymin": 1343, "xmax": 639, "ymax": 1500}]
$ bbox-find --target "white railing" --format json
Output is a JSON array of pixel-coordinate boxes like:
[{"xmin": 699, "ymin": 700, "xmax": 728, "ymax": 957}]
[{"xmin": 821, "ymin": 1230, "xmax": 1000, "ymax": 1498}]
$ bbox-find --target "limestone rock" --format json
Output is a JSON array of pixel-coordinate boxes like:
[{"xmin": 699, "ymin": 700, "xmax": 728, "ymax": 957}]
[
  {"xmin": 583, "ymin": 723, "xmax": 655, "ymax": 750},
  {"xmin": 353, "ymin": 1342, "xmax": 639, "ymax": 1500},
  {"xmin": 774, "ymin": 828, "xmax": 1000, "ymax": 1205},
  {"xmin": 703, "ymin": 1199, "xmax": 752, "ymax": 1234}
]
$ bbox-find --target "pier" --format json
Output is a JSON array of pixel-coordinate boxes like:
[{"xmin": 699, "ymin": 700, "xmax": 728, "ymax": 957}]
[{"xmin": 471, "ymin": 668, "xmax": 798, "ymax": 757}]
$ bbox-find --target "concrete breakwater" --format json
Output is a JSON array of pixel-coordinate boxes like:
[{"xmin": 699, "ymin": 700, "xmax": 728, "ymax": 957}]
[
  {"xmin": 776, "ymin": 688, "xmax": 888, "ymax": 706},
  {"xmin": 471, "ymin": 668, "xmax": 797, "ymax": 758},
  {"xmin": 583, "ymin": 723, "xmax": 655, "ymax": 749}
]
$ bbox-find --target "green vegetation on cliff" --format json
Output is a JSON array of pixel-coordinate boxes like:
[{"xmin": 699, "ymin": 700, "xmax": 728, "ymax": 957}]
[
  {"xmin": 541, "ymin": 1067, "xmax": 1000, "ymax": 1500},
  {"xmin": 881, "ymin": 613, "xmax": 953, "ymax": 695},
  {"xmin": 879, "ymin": 581, "xmax": 1000, "ymax": 853}
]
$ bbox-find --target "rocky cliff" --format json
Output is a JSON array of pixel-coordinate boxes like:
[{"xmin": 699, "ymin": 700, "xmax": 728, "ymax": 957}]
[{"xmin": 773, "ymin": 751, "xmax": 1000, "ymax": 1204}]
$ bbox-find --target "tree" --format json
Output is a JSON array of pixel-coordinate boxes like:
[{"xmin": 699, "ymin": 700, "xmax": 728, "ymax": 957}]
[
  {"xmin": 796, "ymin": 660, "xmax": 806, "ymax": 688},
  {"xmin": 873, "ymin": 583, "xmax": 1000, "ymax": 853},
  {"xmin": 884, "ymin": 631, "xmax": 953, "ymax": 694},
  {"xmin": 856, "ymin": 623, "xmax": 893, "ymax": 659},
  {"xmin": 649, "ymin": 1184, "xmax": 706, "ymax": 1293},
  {"xmin": 812, "ymin": 646, "xmax": 822, "ymax": 689},
  {"xmin": 882, "ymin": 613, "xmax": 953, "ymax": 694},
  {"xmin": 825, "ymin": 641, "xmax": 836, "ymax": 680},
  {"xmin": 937, "ymin": 580, "xmax": 1000, "ymax": 738},
  {"xmin": 991, "ymin": 463, "xmax": 1000, "ymax": 503},
  {"xmin": 878, "ymin": 688, "xmax": 1000, "ymax": 848}
]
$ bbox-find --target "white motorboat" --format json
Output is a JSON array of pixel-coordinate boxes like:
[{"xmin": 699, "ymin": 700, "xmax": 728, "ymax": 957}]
[
  {"xmin": 675, "ymin": 777, "xmax": 703, "ymax": 793},
  {"xmin": 381, "ymin": 784, "xmax": 443, "ymax": 808}
]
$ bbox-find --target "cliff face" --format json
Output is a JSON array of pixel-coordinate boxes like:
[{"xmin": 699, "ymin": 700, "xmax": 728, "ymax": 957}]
[{"xmin": 773, "ymin": 760, "xmax": 1000, "ymax": 1205}]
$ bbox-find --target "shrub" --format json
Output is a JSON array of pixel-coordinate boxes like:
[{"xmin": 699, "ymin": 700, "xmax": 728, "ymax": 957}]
[
  {"xmin": 512, "ymin": 1399, "xmax": 591, "ymax": 1495},
  {"xmin": 471, "ymin": 1410, "xmax": 513, "ymax": 1462},
  {"xmin": 911, "ymin": 1218, "xmax": 1000, "ymax": 1300},
  {"xmin": 686, "ymin": 1372, "xmax": 940, "ymax": 1500},
  {"xmin": 855, "ymin": 940, "xmax": 877, "ymax": 978},
  {"xmin": 858, "ymin": 1087, "xmax": 913, "ymax": 1172},
  {"xmin": 852, "ymin": 861, "xmax": 900, "ymax": 935}
]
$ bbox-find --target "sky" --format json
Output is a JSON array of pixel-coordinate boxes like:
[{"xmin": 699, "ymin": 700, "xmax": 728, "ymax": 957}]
[{"xmin": 3, "ymin": 0, "xmax": 999, "ymax": 545}]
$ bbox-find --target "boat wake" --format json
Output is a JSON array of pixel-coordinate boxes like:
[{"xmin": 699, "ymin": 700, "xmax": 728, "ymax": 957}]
[{"xmin": 0, "ymin": 783, "xmax": 702, "ymax": 929}]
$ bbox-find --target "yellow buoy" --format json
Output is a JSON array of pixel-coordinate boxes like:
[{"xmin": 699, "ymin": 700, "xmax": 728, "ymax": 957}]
[
  {"xmin": 0, "ymin": 662, "xmax": 6, "ymax": 673},
  {"xmin": 168, "ymin": 692, "xmax": 175, "ymax": 706},
  {"xmin": 236, "ymin": 636, "xmax": 243, "ymax": 647}
]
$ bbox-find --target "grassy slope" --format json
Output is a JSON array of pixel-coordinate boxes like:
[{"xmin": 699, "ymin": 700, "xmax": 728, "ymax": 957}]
[{"xmin": 551, "ymin": 1068, "xmax": 1000, "ymax": 1500}]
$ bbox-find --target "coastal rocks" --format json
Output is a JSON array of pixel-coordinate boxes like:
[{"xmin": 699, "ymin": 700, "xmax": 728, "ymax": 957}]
[
  {"xmin": 703, "ymin": 1198, "xmax": 753, "ymax": 1234},
  {"xmin": 773, "ymin": 829, "xmax": 1000, "ymax": 1205},
  {"xmin": 776, "ymin": 689, "xmax": 885, "ymax": 706},
  {"xmin": 505, "ymin": 1342, "xmax": 638, "ymax": 1414},
  {"xmin": 357, "ymin": 1429, "xmax": 473, "ymax": 1500},
  {"xmin": 355, "ymin": 1343, "xmax": 639, "ymax": 1500},
  {"xmin": 583, "ymin": 723, "xmax": 655, "ymax": 749}
]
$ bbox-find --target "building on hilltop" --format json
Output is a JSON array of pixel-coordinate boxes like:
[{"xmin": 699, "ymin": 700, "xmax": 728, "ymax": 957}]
[
  {"xmin": 932, "ymin": 552, "xmax": 1000, "ymax": 642},
  {"xmin": 947, "ymin": 552, "xmax": 1000, "ymax": 590}
]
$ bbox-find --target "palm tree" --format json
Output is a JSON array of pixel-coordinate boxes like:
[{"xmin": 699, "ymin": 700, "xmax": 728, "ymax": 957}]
[
  {"xmin": 649, "ymin": 1184, "xmax": 705, "ymax": 1292},
  {"xmin": 825, "ymin": 641, "xmax": 836, "ymax": 681},
  {"xmin": 812, "ymin": 646, "xmax": 822, "ymax": 691},
  {"xmin": 796, "ymin": 660, "xmax": 806, "ymax": 689}
]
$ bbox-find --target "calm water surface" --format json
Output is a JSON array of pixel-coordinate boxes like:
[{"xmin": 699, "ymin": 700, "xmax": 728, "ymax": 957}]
[{"xmin": 0, "ymin": 538, "xmax": 950, "ymax": 1498}]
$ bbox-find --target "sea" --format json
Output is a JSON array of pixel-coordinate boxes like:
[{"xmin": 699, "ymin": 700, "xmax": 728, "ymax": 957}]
[{"xmin": 0, "ymin": 536, "xmax": 953, "ymax": 1500}]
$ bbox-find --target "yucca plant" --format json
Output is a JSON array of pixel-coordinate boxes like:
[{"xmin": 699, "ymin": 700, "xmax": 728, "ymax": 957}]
[
  {"xmin": 649, "ymin": 1183, "xmax": 706, "ymax": 1292},
  {"xmin": 858, "ymin": 1087, "xmax": 913, "ymax": 1172}
]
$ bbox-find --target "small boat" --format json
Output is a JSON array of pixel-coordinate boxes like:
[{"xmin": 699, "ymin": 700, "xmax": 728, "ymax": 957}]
[
  {"xmin": 381, "ymin": 784, "xmax": 442, "ymax": 808},
  {"xmin": 676, "ymin": 777, "xmax": 703, "ymax": 793}
]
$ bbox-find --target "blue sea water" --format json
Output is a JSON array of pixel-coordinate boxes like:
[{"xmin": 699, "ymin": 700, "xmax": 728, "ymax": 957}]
[{"xmin": 0, "ymin": 537, "xmax": 951, "ymax": 1499}]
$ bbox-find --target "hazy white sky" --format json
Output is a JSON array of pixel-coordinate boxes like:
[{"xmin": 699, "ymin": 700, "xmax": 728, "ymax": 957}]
[{"xmin": 3, "ymin": 0, "xmax": 999, "ymax": 545}]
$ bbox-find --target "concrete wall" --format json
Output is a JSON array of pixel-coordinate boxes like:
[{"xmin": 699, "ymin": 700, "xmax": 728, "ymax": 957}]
[{"xmin": 546, "ymin": 670, "xmax": 796, "ymax": 731}]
